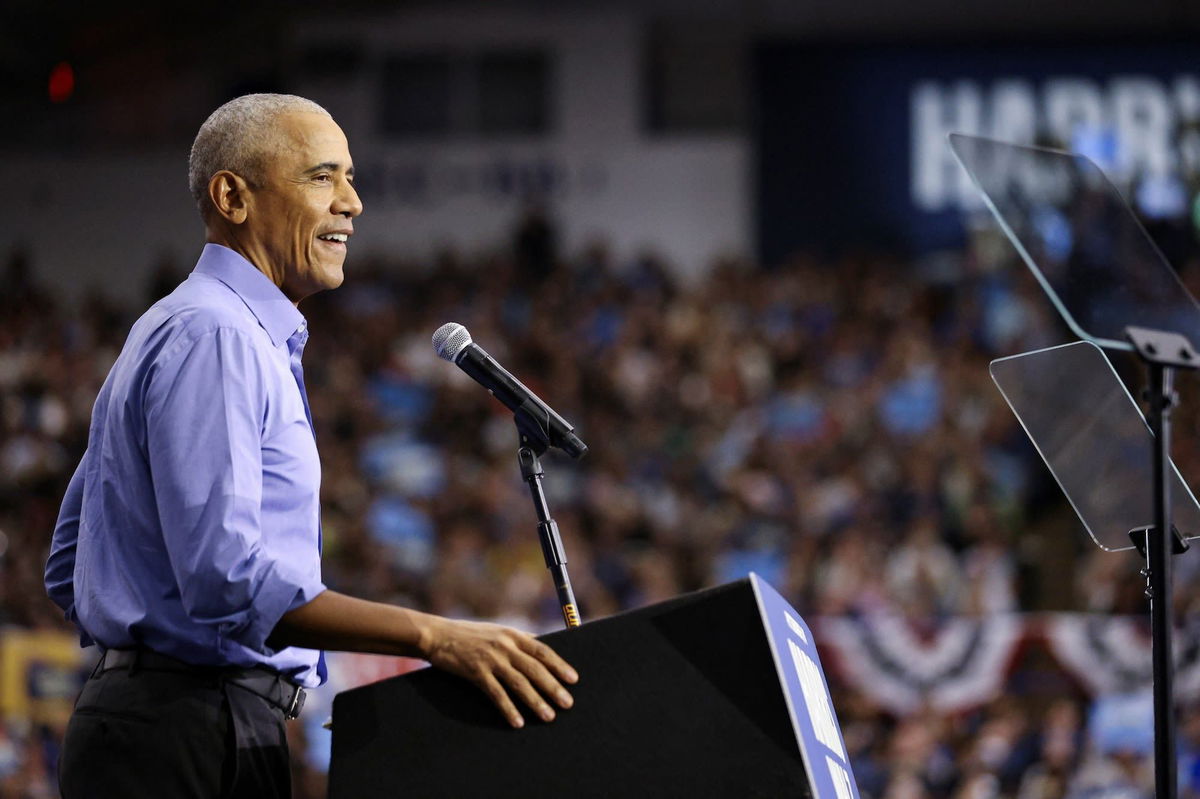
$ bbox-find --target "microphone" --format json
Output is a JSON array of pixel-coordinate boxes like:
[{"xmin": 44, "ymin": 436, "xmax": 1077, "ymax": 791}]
[{"xmin": 433, "ymin": 322, "xmax": 587, "ymax": 459}]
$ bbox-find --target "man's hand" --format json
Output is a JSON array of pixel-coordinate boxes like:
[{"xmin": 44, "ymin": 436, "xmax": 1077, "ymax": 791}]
[
  {"xmin": 269, "ymin": 590, "xmax": 579, "ymax": 729},
  {"xmin": 420, "ymin": 617, "xmax": 578, "ymax": 729}
]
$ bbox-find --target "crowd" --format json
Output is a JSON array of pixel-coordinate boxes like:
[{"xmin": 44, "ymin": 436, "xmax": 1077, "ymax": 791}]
[{"xmin": 4, "ymin": 210, "xmax": 1200, "ymax": 797}]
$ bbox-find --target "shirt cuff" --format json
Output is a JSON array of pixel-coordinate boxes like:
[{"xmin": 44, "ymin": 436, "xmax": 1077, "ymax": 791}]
[{"xmin": 235, "ymin": 559, "xmax": 326, "ymax": 656}]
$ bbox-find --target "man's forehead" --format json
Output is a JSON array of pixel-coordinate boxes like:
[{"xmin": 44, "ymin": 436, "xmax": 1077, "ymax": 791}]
[{"xmin": 274, "ymin": 112, "xmax": 352, "ymax": 167}]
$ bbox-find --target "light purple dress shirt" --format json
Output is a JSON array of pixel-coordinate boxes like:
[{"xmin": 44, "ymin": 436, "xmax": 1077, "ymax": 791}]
[{"xmin": 45, "ymin": 243, "xmax": 327, "ymax": 687}]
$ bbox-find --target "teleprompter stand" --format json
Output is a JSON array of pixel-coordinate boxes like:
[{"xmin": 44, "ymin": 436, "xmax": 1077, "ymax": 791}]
[
  {"xmin": 1125, "ymin": 325, "xmax": 1197, "ymax": 799},
  {"xmin": 952, "ymin": 133, "xmax": 1200, "ymax": 799},
  {"xmin": 513, "ymin": 401, "xmax": 581, "ymax": 629}
]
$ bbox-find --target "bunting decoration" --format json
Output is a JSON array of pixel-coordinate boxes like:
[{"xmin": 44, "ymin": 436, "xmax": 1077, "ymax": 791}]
[{"xmin": 815, "ymin": 614, "xmax": 1024, "ymax": 715}]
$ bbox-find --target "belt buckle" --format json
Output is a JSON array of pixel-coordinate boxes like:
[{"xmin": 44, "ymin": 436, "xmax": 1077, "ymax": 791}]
[{"xmin": 285, "ymin": 687, "xmax": 306, "ymax": 720}]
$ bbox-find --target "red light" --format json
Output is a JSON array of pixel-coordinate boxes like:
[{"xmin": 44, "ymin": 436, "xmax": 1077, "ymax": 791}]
[{"xmin": 49, "ymin": 62, "xmax": 74, "ymax": 103}]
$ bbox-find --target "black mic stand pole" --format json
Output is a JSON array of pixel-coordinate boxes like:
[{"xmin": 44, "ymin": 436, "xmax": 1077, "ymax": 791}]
[{"xmin": 513, "ymin": 402, "xmax": 581, "ymax": 629}]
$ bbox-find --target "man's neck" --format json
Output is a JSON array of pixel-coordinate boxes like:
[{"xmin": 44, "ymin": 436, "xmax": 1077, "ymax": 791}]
[{"xmin": 204, "ymin": 231, "xmax": 298, "ymax": 307}]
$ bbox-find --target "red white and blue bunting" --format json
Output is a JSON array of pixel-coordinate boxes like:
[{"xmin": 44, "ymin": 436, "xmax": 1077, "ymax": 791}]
[
  {"xmin": 1041, "ymin": 614, "xmax": 1200, "ymax": 701},
  {"xmin": 813, "ymin": 614, "xmax": 1200, "ymax": 716},
  {"xmin": 815, "ymin": 615, "xmax": 1024, "ymax": 715}
]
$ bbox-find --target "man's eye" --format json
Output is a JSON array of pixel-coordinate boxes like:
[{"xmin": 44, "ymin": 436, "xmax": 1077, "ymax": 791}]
[{"xmin": 314, "ymin": 174, "xmax": 332, "ymax": 182}]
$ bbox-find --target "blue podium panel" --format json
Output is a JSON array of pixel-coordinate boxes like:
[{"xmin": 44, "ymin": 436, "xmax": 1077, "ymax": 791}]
[{"xmin": 752, "ymin": 573, "xmax": 860, "ymax": 799}]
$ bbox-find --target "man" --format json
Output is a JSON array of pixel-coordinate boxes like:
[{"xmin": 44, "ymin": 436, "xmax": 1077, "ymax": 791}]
[{"xmin": 45, "ymin": 94, "xmax": 577, "ymax": 798}]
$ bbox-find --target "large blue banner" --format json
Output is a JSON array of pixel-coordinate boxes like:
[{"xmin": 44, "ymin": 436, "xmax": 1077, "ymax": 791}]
[{"xmin": 755, "ymin": 40, "xmax": 1200, "ymax": 262}]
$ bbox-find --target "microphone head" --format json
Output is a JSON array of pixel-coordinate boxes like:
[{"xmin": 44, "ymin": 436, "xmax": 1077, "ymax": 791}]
[{"xmin": 432, "ymin": 322, "xmax": 473, "ymax": 362}]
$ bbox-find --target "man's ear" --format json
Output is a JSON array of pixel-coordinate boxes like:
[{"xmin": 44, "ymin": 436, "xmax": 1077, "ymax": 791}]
[{"xmin": 208, "ymin": 171, "xmax": 252, "ymax": 225}]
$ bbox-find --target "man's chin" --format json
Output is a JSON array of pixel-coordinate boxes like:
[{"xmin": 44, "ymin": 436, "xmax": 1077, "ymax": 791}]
[
  {"xmin": 317, "ymin": 263, "xmax": 346, "ymax": 291},
  {"xmin": 323, "ymin": 269, "xmax": 345, "ymax": 290},
  {"xmin": 287, "ymin": 265, "xmax": 345, "ymax": 303}
]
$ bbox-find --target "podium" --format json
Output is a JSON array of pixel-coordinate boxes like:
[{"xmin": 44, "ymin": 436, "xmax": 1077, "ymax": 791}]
[{"xmin": 329, "ymin": 574, "xmax": 859, "ymax": 798}]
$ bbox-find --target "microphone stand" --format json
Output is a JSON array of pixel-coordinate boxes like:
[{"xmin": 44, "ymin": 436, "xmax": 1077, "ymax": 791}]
[{"xmin": 513, "ymin": 401, "xmax": 582, "ymax": 629}]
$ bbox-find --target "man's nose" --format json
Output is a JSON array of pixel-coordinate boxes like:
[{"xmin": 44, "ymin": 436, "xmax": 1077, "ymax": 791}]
[{"xmin": 335, "ymin": 180, "xmax": 363, "ymax": 218}]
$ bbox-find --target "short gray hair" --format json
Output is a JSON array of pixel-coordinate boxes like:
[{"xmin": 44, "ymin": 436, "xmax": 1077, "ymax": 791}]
[{"xmin": 188, "ymin": 93, "xmax": 330, "ymax": 219}]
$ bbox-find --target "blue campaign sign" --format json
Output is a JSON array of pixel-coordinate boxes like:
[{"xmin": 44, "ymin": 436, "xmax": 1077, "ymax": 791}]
[
  {"xmin": 755, "ymin": 40, "xmax": 1200, "ymax": 262},
  {"xmin": 750, "ymin": 573, "xmax": 859, "ymax": 799}
]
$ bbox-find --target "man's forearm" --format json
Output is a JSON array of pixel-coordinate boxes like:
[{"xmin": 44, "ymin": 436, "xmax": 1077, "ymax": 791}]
[
  {"xmin": 267, "ymin": 589, "xmax": 436, "ymax": 658},
  {"xmin": 267, "ymin": 588, "xmax": 579, "ymax": 729}
]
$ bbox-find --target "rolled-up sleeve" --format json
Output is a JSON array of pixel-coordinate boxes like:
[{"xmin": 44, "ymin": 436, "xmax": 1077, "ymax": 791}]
[
  {"xmin": 145, "ymin": 327, "xmax": 324, "ymax": 654},
  {"xmin": 46, "ymin": 456, "xmax": 94, "ymax": 646}
]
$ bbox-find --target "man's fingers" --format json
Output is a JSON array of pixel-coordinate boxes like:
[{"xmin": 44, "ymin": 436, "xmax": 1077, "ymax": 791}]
[
  {"xmin": 430, "ymin": 621, "xmax": 579, "ymax": 728},
  {"xmin": 511, "ymin": 650, "xmax": 573, "ymax": 709},
  {"xmin": 516, "ymin": 635, "xmax": 579, "ymax": 684},
  {"xmin": 498, "ymin": 665, "xmax": 557, "ymax": 722},
  {"xmin": 480, "ymin": 672, "xmax": 525, "ymax": 729}
]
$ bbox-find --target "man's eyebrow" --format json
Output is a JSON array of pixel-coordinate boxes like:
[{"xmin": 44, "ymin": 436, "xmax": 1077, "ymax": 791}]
[{"xmin": 303, "ymin": 162, "xmax": 354, "ymax": 176}]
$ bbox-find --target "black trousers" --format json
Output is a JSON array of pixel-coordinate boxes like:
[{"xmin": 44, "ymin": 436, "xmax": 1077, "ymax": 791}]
[{"xmin": 59, "ymin": 664, "xmax": 291, "ymax": 798}]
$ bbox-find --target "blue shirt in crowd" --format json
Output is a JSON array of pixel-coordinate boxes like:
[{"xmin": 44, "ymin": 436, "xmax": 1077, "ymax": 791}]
[{"xmin": 45, "ymin": 243, "xmax": 327, "ymax": 687}]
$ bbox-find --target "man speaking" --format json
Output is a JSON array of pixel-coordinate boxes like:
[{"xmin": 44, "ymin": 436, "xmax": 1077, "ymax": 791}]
[{"xmin": 45, "ymin": 94, "xmax": 578, "ymax": 798}]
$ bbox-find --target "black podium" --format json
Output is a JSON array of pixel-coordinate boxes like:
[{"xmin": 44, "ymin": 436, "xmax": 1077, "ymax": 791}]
[{"xmin": 329, "ymin": 575, "xmax": 859, "ymax": 798}]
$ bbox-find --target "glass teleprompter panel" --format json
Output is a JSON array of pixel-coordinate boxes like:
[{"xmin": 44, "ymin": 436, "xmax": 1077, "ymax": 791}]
[
  {"xmin": 990, "ymin": 341, "xmax": 1200, "ymax": 552},
  {"xmin": 950, "ymin": 133, "xmax": 1200, "ymax": 352}
]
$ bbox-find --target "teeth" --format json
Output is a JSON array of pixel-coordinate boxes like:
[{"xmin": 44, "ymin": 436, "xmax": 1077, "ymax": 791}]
[{"xmin": 318, "ymin": 233, "xmax": 348, "ymax": 243}]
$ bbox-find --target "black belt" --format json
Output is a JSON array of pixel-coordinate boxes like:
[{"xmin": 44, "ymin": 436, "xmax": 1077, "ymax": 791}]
[{"xmin": 95, "ymin": 648, "xmax": 307, "ymax": 720}]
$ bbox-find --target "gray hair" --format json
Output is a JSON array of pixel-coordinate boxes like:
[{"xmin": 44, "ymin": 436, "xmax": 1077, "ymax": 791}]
[{"xmin": 188, "ymin": 93, "xmax": 330, "ymax": 219}]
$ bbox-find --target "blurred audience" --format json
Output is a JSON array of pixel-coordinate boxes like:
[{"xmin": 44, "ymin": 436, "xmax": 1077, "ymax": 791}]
[{"xmin": 3, "ymin": 215, "xmax": 1200, "ymax": 797}]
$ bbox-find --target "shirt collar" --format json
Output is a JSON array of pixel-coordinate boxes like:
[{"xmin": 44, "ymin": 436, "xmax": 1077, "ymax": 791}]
[{"xmin": 193, "ymin": 243, "xmax": 305, "ymax": 348}]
